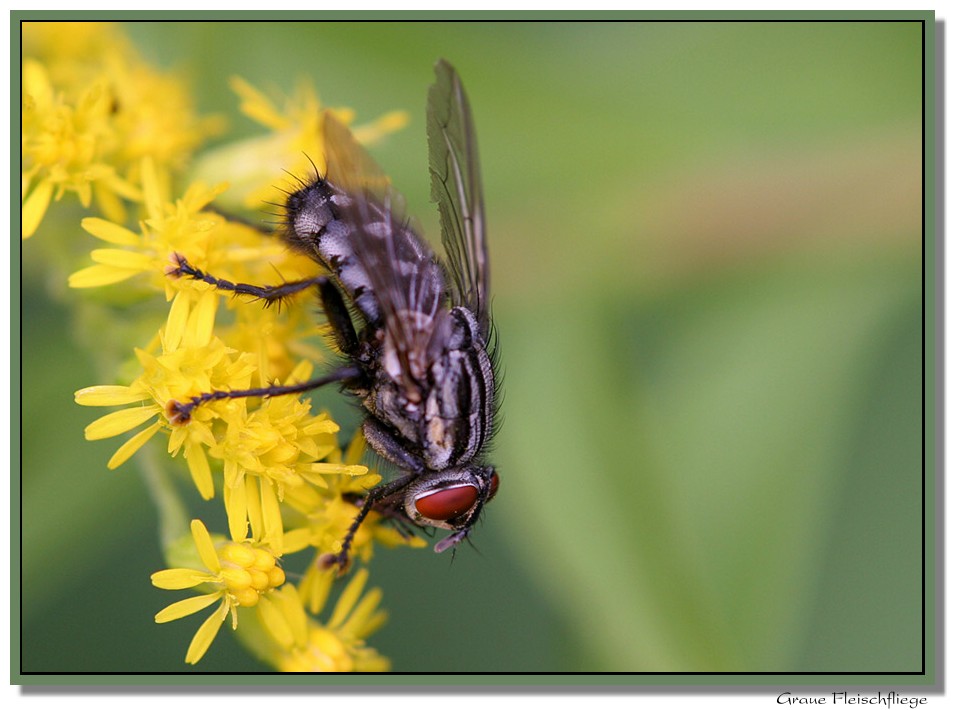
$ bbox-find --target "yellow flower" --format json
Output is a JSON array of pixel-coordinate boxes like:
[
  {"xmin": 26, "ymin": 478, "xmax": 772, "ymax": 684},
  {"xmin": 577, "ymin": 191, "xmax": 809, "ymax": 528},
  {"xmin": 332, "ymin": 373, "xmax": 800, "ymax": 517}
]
[
  {"xmin": 209, "ymin": 360, "xmax": 370, "ymax": 553},
  {"xmin": 257, "ymin": 569, "xmax": 390, "ymax": 672},
  {"xmin": 67, "ymin": 162, "xmax": 266, "ymax": 293},
  {"xmin": 75, "ymin": 290, "xmax": 258, "ymax": 497},
  {"xmin": 21, "ymin": 59, "xmax": 140, "ymax": 238},
  {"xmin": 22, "ymin": 21, "xmax": 117, "ymax": 65},
  {"xmin": 152, "ymin": 520, "xmax": 286, "ymax": 665},
  {"xmin": 21, "ymin": 22, "xmax": 221, "ymax": 238},
  {"xmin": 190, "ymin": 74, "xmax": 408, "ymax": 214},
  {"xmin": 153, "ymin": 522, "xmax": 390, "ymax": 670},
  {"xmin": 70, "ymin": 171, "xmax": 371, "ymax": 525}
]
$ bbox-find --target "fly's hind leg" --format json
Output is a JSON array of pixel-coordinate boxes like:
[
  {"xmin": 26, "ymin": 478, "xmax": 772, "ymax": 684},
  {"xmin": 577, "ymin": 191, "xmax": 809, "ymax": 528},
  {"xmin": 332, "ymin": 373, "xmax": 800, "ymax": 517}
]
[{"xmin": 166, "ymin": 366, "xmax": 362, "ymax": 423}]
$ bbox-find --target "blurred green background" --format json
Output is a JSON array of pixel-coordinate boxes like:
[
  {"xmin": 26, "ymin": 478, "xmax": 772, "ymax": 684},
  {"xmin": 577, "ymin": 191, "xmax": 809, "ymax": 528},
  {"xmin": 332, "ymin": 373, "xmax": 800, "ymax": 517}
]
[{"xmin": 20, "ymin": 20, "xmax": 923, "ymax": 674}]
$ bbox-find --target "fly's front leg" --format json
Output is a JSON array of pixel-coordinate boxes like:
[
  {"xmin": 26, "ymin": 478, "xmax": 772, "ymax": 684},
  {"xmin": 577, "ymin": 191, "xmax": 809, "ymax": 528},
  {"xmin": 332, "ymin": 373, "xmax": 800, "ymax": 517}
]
[
  {"xmin": 320, "ymin": 470, "xmax": 419, "ymax": 573},
  {"xmin": 168, "ymin": 253, "xmax": 325, "ymax": 306},
  {"xmin": 170, "ymin": 253, "xmax": 362, "ymax": 356},
  {"xmin": 315, "ymin": 419, "xmax": 425, "ymax": 573}
]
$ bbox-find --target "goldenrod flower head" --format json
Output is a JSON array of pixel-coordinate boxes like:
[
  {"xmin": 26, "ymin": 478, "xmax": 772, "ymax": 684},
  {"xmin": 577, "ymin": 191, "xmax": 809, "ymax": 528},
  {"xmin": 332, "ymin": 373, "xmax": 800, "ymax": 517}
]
[
  {"xmin": 76, "ymin": 291, "xmax": 257, "ymax": 491},
  {"xmin": 22, "ymin": 21, "xmax": 119, "ymax": 66},
  {"xmin": 21, "ymin": 58, "xmax": 140, "ymax": 238},
  {"xmin": 211, "ymin": 361, "xmax": 372, "ymax": 553},
  {"xmin": 21, "ymin": 22, "xmax": 221, "ymax": 239},
  {"xmin": 68, "ymin": 165, "xmax": 248, "ymax": 294},
  {"xmin": 152, "ymin": 520, "xmax": 286, "ymax": 665},
  {"xmin": 191, "ymin": 75, "xmax": 409, "ymax": 213},
  {"xmin": 256, "ymin": 568, "xmax": 390, "ymax": 672}
]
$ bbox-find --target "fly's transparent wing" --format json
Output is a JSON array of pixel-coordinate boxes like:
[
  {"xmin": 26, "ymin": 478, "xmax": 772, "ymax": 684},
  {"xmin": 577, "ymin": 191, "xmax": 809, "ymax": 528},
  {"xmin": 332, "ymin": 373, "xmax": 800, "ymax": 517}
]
[
  {"xmin": 323, "ymin": 111, "xmax": 449, "ymax": 387},
  {"xmin": 427, "ymin": 60, "xmax": 490, "ymax": 335},
  {"xmin": 322, "ymin": 110, "xmax": 393, "ymax": 200}
]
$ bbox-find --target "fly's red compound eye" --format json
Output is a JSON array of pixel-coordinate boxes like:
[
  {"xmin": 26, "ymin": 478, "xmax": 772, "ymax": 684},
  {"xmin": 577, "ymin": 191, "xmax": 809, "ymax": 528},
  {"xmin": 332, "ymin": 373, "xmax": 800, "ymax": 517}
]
[{"xmin": 415, "ymin": 485, "xmax": 479, "ymax": 521}]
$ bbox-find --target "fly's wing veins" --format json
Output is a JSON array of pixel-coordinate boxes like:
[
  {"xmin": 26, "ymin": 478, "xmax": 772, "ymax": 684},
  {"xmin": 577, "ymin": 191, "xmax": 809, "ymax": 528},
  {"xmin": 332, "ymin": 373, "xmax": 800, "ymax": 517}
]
[{"xmin": 427, "ymin": 60, "xmax": 490, "ymax": 336}]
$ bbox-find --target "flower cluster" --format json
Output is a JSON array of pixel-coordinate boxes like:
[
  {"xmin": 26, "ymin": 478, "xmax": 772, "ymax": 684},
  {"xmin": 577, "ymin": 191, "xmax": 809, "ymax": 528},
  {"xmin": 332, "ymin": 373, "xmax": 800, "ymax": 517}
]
[
  {"xmin": 21, "ymin": 22, "xmax": 222, "ymax": 239},
  {"xmin": 153, "ymin": 520, "xmax": 390, "ymax": 670},
  {"xmin": 23, "ymin": 21, "xmax": 414, "ymax": 668}
]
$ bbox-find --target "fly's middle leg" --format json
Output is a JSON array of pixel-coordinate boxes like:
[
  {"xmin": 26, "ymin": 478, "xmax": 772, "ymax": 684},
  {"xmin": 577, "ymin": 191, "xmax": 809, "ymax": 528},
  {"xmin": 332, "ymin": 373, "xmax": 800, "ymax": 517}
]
[
  {"xmin": 166, "ymin": 365, "xmax": 362, "ymax": 423},
  {"xmin": 165, "ymin": 253, "xmax": 365, "ymax": 421}
]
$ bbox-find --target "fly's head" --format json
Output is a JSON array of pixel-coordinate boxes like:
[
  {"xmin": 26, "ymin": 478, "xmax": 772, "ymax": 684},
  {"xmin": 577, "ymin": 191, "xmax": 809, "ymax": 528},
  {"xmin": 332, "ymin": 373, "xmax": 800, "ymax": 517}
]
[
  {"xmin": 402, "ymin": 465, "xmax": 500, "ymax": 552},
  {"xmin": 282, "ymin": 177, "xmax": 346, "ymax": 255}
]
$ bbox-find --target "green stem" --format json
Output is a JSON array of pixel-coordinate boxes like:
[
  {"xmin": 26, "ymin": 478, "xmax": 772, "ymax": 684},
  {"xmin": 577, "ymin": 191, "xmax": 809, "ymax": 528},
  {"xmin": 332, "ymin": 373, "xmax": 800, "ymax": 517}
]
[{"xmin": 137, "ymin": 443, "xmax": 191, "ymax": 556}]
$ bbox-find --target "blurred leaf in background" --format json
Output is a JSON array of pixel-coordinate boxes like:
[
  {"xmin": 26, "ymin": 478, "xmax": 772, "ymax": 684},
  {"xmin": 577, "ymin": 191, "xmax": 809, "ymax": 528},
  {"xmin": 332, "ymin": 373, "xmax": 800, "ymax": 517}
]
[{"xmin": 20, "ymin": 19, "xmax": 922, "ymax": 673}]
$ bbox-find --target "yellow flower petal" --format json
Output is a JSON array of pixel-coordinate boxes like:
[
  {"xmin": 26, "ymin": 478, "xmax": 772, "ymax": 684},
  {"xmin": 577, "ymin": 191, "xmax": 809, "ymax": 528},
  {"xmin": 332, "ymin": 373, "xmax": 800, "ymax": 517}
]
[
  {"xmin": 222, "ymin": 458, "xmax": 241, "ymax": 490},
  {"xmin": 256, "ymin": 593, "xmax": 294, "ymax": 649},
  {"xmin": 373, "ymin": 524, "xmax": 427, "ymax": 550},
  {"xmin": 353, "ymin": 649, "xmax": 391, "ymax": 673},
  {"xmin": 245, "ymin": 475, "xmax": 264, "ymax": 541},
  {"xmin": 93, "ymin": 183, "xmax": 128, "ymax": 225},
  {"xmin": 80, "ymin": 217, "xmax": 140, "ymax": 246},
  {"xmin": 183, "ymin": 290, "xmax": 218, "ymax": 348},
  {"xmin": 328, "ymin": 568, "xmax": 369, "ymax": 629},
  {"xmin": 185, "ymin": 442, "xmax": 214, "ymax": 500},
  {"xmin": 185, "ymin": 600, "xmax": 230, "ymax": 665},
  {"xmin": 260, "ymin": 478, "xmax": 284, "ymax": 555},
  {"xmin": 22, "ymin": 58, "xmax": 52, "ymax": 105},
  {"xmin": 68, "ymin": 264, "xmax": 140, "ymax": 288},
  {"xmin": 345, "ymin": 433, "xmax": 366, "ymax": 464},
  {"xmin": 229, "ymin": 75, "xmax": 288, "ymax": 131},
  {"xmin": 351, "ymin": 110, "xmax": 409, "ymax": 145},
  {"xmin": 274, "ymin": 584, "xmax": 309, "ymax": 649},
  {"xmin": 90, "ymin": 248, "xmax": 154, "ymax": 271},
  {"xmin": 303, "ymin": 462, "xmax": 369, "ymax": 477},
  {"xmin": 163, "ymin": 290, "xmax": 191, "ymax": 353},
  {"xmin": 281, "ymin": 527, "xmax": 312, "ymax": 555},
  {"xmin": 302, "ymin": 564, "xmax": 336, "ymax": 616},
  {"xmin": 297, "ymin": 471, "xmax": 329, "ymax": 489},
  {"xmin": 141, "ymin": 156, "xmax": 164, "ymax": 222},
  {"xmin": 151, "ymin": 568, "xmax": 218, "ymax": 590},
  {"xmin": 154, "ymin": 591, "xmax": 222, "ymax": 623},
  {"xmin": 84, "ymin": 406, "xmax": 159, "ymax": 440},
  {"xmin": 99, "ymin": 171, "xmax": 143, "ymax": 201},
  {"xmin": 285, "ymin": 360, "xmax": 313, "ymax": 385},
  {"xmin": 304, "ymin": 626, "xmax": 351, "ymax": 671},
  {"xmin": 301, "ymin": 419, "xmax": 340, "ymax": 436},
  {"xmin": 107, "ymin": 421, "xmax": 163, "ymax": 469},
  {"xmin": 22, "ymin": 179, "xmax": 53, "ymax": 239},
  {"xmin": 75, "ymin": 385, "xmax": 149, "ymax": 406},
  {"xmin": 340, "ymin": 588, "xmax": 385, "ymax": 639},
  {"xmin": 190, "ymin": 519, "xmax": 221, "ymax": 573},
  {"xmin": 168, "ymin": 425, "xmax": 188, "ymax": 455},
  {"xmin": 223, "ymin": 478, "xmax": 249, "ymax": 543},
  {"xmin": 182, "ymin": 181, "xmax": 227, "ymax": 213},
  {"xmin": 357, "ymin": 608, "xmax": 389, "ymax": 641},
  {"xmin": 76, "ymin": 180, "xmax": 93, "ymax": 208}
]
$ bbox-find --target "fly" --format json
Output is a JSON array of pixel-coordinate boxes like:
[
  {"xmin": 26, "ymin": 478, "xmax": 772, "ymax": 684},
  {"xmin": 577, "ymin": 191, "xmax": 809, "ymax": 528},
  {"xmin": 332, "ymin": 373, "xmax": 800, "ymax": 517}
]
[{"xmin": 168, "ymin": 60, "xmax": 499, "ymax": 571}]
